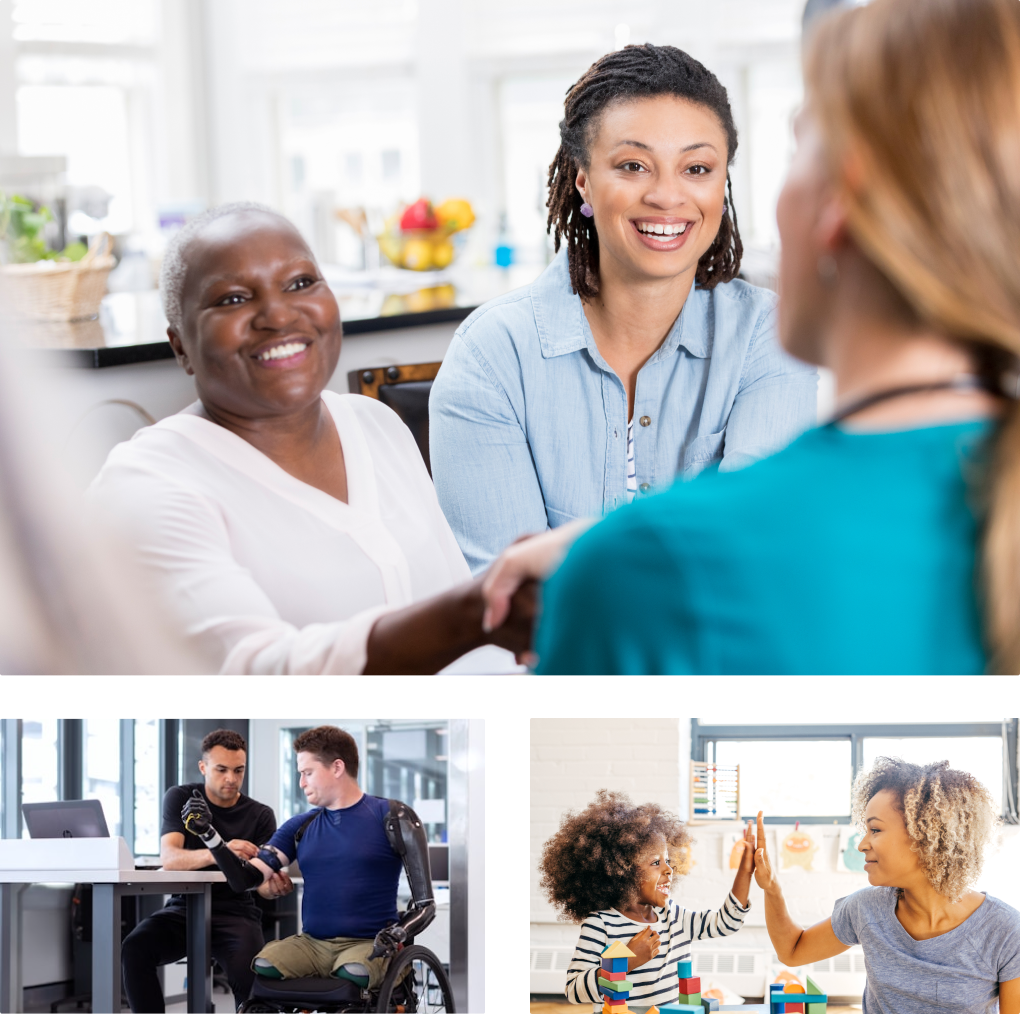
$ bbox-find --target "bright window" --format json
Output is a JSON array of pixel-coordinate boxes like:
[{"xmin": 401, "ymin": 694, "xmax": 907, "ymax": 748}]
[
  {"xmin": 133, "ymin": 719, "xmax": 160, "ymax": 855},
  {"xmin": 694, "ymin": 721, "xmax": 1017, "ymax": 822},
  {"xmin": 21, "ymin": 718, "xmax": 58, "ymax": 837},
  {"xmin": 863, "ymin": 736, "xmax": 1003, "ymax": 815},
  {"xmin": 84, "ymin": 718, "xmax": 121, "ymax": 836},
  {"xmin": 714, "ymin": 739, "xmax": 852, "ymax": 819}
]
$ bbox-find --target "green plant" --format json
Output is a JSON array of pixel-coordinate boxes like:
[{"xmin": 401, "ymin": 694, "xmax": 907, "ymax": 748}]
[{"xmin": 0, "ymin": 192, "xmax": 87, "ymax": 264}]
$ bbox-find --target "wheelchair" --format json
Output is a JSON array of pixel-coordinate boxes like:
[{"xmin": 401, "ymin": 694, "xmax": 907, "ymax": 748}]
[{"xmin": 236, "ymin": 943, "xmax": 455, "ymax": 1013}]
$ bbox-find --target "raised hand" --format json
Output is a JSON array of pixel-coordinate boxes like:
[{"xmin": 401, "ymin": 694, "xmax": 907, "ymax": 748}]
[
  {"xmin": 625, "ymin": 925, "xmax": 660, "ymax": 971},
  {"xmin": 738, "ymin": 818, "xmax": 756, "ymax": 875},
  {"xmin": 181, "ymin": 789, "xmax": 213, "ymax": 838},
  {"xmin": 753, "ymin": 811, "xmax": 777, "ymax": 891}
]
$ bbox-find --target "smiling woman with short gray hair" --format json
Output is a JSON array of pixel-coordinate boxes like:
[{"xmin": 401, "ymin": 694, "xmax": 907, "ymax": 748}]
[{"xmin": 88, "ymin": 203, "xmax": 534, "ymax": 674}]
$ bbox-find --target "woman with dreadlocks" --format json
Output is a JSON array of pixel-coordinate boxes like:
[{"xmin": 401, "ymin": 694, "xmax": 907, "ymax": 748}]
[{"xmin": 429, "ymin": 44, "xmax": 817, "ymax": 574}]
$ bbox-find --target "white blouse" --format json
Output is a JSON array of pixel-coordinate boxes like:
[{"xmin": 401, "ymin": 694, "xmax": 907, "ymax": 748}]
[{"xmin": 88, "ymin": 391, "xmax": 513, "ymax": 674}]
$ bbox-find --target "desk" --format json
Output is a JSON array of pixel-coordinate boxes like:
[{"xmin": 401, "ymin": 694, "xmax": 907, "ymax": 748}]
[{"xmin": 0, "ymin": 869, "xmax": 223, "ymax": 1013}]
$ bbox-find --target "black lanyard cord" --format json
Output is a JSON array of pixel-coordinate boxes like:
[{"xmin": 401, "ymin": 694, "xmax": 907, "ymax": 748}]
[{"xmin": 827, "ymin": 374, "xmax": 1004, "ymax": 425}]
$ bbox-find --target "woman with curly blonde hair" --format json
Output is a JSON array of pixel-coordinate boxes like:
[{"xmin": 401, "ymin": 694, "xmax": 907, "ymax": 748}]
[
  {"xmin": 752, "ymin": 758, "xmax": 1020, "ymax": 1012},
  {"xmin": 540, "ymin": 789, "xmax": 755, "ymax": 1010}
]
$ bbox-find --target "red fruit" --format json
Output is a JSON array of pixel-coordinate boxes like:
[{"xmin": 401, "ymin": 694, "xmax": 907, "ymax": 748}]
[{"xmin": 400, "ymin": 198, "xmax": 437, "ymax": 232}]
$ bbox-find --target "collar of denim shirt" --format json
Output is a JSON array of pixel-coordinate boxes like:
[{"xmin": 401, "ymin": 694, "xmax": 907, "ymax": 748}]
[{"xmin": 529, "ymin": 249, "xmax": 710, "ymax": 368}]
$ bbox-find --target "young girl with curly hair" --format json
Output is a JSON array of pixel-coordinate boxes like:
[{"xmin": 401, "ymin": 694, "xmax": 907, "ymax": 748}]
[
  {"xmin": 754, "ymin": 757, "xmax": 1020, "ymax": 1013},
  {"xmin": 540, "ymin": 789, "xmax": 755, "ymax": 1009}
]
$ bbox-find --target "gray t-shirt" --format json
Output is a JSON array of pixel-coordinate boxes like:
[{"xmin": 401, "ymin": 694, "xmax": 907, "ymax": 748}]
[{"xmin": 832, "ymin": 887, "xmax": 1020, "ymax": 1013}]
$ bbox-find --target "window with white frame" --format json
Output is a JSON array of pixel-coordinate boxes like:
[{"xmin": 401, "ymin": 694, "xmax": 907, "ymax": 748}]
[
  {"xmin": 5, "ymin": 0, "xmax": 159, "ymax": 236},
  {"xmin": 692, "ymin": 720, "xmax": 1019, "ymax": 824}
]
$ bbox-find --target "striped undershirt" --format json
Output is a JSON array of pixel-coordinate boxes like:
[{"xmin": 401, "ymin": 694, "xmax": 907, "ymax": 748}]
[
  {"xmin": 626, "ymin": 418, "xmax": 637, "ymax": 502},
  {"xmin": 564, "ymin": 892, "xmax": 750, "ymax": 1010}
]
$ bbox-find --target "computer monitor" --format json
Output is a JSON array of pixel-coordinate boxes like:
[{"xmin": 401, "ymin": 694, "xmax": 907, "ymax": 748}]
[
  {"xmin": 22, "ymin": 799, "xmax": 110, "ymax": 839},
  {"xmin": 428, "ymin": 843, "xmax": 449, "ymax": 883}
]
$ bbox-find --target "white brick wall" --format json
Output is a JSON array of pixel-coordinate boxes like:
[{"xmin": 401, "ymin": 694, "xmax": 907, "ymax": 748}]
[{"xmin": 531, "ymin": 718, "xmax": 682, "ymax": 924}]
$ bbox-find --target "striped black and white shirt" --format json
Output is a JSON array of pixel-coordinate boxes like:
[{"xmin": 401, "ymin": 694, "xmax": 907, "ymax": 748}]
[
  {"xmin": 564, "ymin": 892, "xmax": 750, "ymax": 1010},
  {"xmin": 626, "ymin": 418, "xmax": 637, "ymax": 503}
]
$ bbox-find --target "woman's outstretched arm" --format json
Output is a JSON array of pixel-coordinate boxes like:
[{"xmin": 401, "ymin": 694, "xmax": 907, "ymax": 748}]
[{"xmin": 752, "ymin": 811, "xmax": 850, "ymax": 966}]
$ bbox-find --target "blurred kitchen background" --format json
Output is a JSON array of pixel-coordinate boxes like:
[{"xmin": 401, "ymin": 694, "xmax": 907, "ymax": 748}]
[
  {"xmin": 0, "ymin": 0, "xmax": 814, "ymax": 280},
  {"xmin": 0, "ymin": 0, "xmax": 845, "ymax": 496}
]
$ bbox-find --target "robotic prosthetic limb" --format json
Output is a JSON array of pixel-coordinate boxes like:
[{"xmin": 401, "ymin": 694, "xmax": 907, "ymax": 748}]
[
  {"xmin": 181, "ymin": 789, "xmax": 281, "ymax": 892},
  {"xmin": 369, "ymin": 800, "xmax": 437, "ymax": 960}
]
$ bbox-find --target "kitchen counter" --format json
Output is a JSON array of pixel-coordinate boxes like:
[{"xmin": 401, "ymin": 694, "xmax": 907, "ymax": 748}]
[{"xmin": 16, "ymin": 262, "xmax": 541, "ymax": 368}]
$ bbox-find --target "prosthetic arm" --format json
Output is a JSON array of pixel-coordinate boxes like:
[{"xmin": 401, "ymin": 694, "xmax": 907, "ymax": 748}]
[
  {"xmin": 181, "ymin": 790, "xmax": 285, "ymax": 892},
  {"xmin": 370, "ymin": 800, "xmax": 437, "ymax": 959}
]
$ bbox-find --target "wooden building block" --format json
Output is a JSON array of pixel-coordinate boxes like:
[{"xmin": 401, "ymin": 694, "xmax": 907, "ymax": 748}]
[
  {"xmin": 783, "ymin": 983, "xmax": 806, "ymax": 1014},
  {"xmin": 595, "ymin": 983, "xmax": 628, "ymax": 999},
  {"xmin": 598, "ymin": 976, "xmax": 634, "ymax": 993},
  {"xmin": 805, "ymin": 975, "xmax": 828, "ymax": 1014},
  {"xmin": 601, "ymin": 956, "xmax": 629, "ymax": 975}
]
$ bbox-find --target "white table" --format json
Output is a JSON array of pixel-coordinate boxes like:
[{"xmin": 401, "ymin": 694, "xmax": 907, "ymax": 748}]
[{"xmin": 0, "ymin": 867, "xmax": 224, "ymax": 1013}]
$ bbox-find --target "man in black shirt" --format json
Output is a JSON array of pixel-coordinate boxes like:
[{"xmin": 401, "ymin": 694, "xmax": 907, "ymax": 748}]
[{"xmin": 121, "ymin": 729, "xmax": 292, "ymax": 1012}]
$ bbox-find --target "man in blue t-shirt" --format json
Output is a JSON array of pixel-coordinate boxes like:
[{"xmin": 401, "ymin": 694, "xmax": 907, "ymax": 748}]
[{"xmin": 181, "ymin": 725, "xmax": 435, "ymax": 991}]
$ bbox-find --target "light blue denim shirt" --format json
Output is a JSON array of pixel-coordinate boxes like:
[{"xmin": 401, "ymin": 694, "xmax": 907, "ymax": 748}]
[{"xmin": 429, "ymin": 249, "xmax": 817, "ymax": 573}]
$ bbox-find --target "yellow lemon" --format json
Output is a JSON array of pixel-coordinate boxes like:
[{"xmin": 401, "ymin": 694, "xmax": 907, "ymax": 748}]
[
  {"xmin": 402, "ymin": 237, "xmax": 434, "ymax": 271},
  {"xmin": 431, "ymin": 239, "xmax": 455, "ymax": 269},
  {"xmin": 435, "ymin": 198, "xmax": 475, "ymax": 233}
]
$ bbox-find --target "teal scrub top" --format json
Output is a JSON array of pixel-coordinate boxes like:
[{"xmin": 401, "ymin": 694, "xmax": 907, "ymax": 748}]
[{"xmin": 533, "ymin": 421, "xmax": 992, "ymax": 675}]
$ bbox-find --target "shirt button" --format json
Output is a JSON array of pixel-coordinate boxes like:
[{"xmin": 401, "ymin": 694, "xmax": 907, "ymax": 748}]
[
  {"xmin": 639, "ymin": 415, "xmax": 651, "ymax": 427},
  {"xmin": 639, "ymin": 483, "xmax": 650, "ymax": 493}
]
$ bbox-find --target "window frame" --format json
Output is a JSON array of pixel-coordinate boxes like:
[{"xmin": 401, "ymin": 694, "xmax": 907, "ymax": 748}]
[
  {"xmin": 0, "ymin": 719, "xmax": 258, "ymax": 847},
  {"xmin": 690, "ymin": 719, "xmax": 1019, "ymax": 824}
]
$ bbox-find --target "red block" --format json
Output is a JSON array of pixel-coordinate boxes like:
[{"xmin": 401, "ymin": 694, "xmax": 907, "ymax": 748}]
[
  {"xmin": 600, "ymin": 970, "xmax": 627, "ymax": 981},
  {"xmin": 603, "ymin": 998, "xmax": 628, "ymax": 1008},
  {"xmin": 679, "ymin": 976, "xmax": 702, "ymax": 993}
]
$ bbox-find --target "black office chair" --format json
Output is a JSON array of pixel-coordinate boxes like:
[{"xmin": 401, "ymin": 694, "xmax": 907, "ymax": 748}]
[
  {"xmin": 237, "ymin": 943, "xmax": 454, "ymax": 1012},
  {"xmin": 348, "ymin": 363, "xmax": 442, "ymax": 475}
]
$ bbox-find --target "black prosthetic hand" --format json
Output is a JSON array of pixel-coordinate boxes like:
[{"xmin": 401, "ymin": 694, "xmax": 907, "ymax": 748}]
[
  {"xmin": 180, "ymin": 789, "xmax": 265, "ymax": 892},
  {"xmin": 370, "ymin": 800, "xmax": 437, "ymax": 959}
]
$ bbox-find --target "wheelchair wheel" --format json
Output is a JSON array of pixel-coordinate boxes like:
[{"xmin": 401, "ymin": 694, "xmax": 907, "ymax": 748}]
[{"xmin": 374, "ymin": 944, "xmax": 455, "ymax": 1013}]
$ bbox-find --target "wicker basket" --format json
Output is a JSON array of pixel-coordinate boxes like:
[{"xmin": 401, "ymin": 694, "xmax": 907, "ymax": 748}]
[{"xmin": 0, "ymin": 234, "xmax": 115, "ymax": 321}]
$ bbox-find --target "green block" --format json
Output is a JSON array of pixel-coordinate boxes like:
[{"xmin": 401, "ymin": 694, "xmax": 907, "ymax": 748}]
[
  {"xmin": 807, "ymin": 971, "xmax": 824, "ymax": 1011},
  {"xmin": 679, "ymin": 993, "xmax": 702, "ymax": 1006},
  {"xmin": 598, "ymin": 976, "xmax": 634, "ymax": 993}
]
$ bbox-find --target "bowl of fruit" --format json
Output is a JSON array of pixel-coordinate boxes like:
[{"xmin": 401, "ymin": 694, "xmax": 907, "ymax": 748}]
[{"xmin": 377, "ymin": 197, "xmax": 475, "ymax": 272}]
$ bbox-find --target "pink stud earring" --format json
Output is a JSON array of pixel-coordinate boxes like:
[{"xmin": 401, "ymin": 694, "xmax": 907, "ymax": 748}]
[{"xmin": 580, "ymin": 202, "xmax": 594, "ymax": 218}]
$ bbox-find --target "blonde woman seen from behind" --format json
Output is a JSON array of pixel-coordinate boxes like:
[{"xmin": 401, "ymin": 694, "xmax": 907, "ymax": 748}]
[{"xmin": 749, "ymin": 758, "xmax": 1019, "ymax": 1013}]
